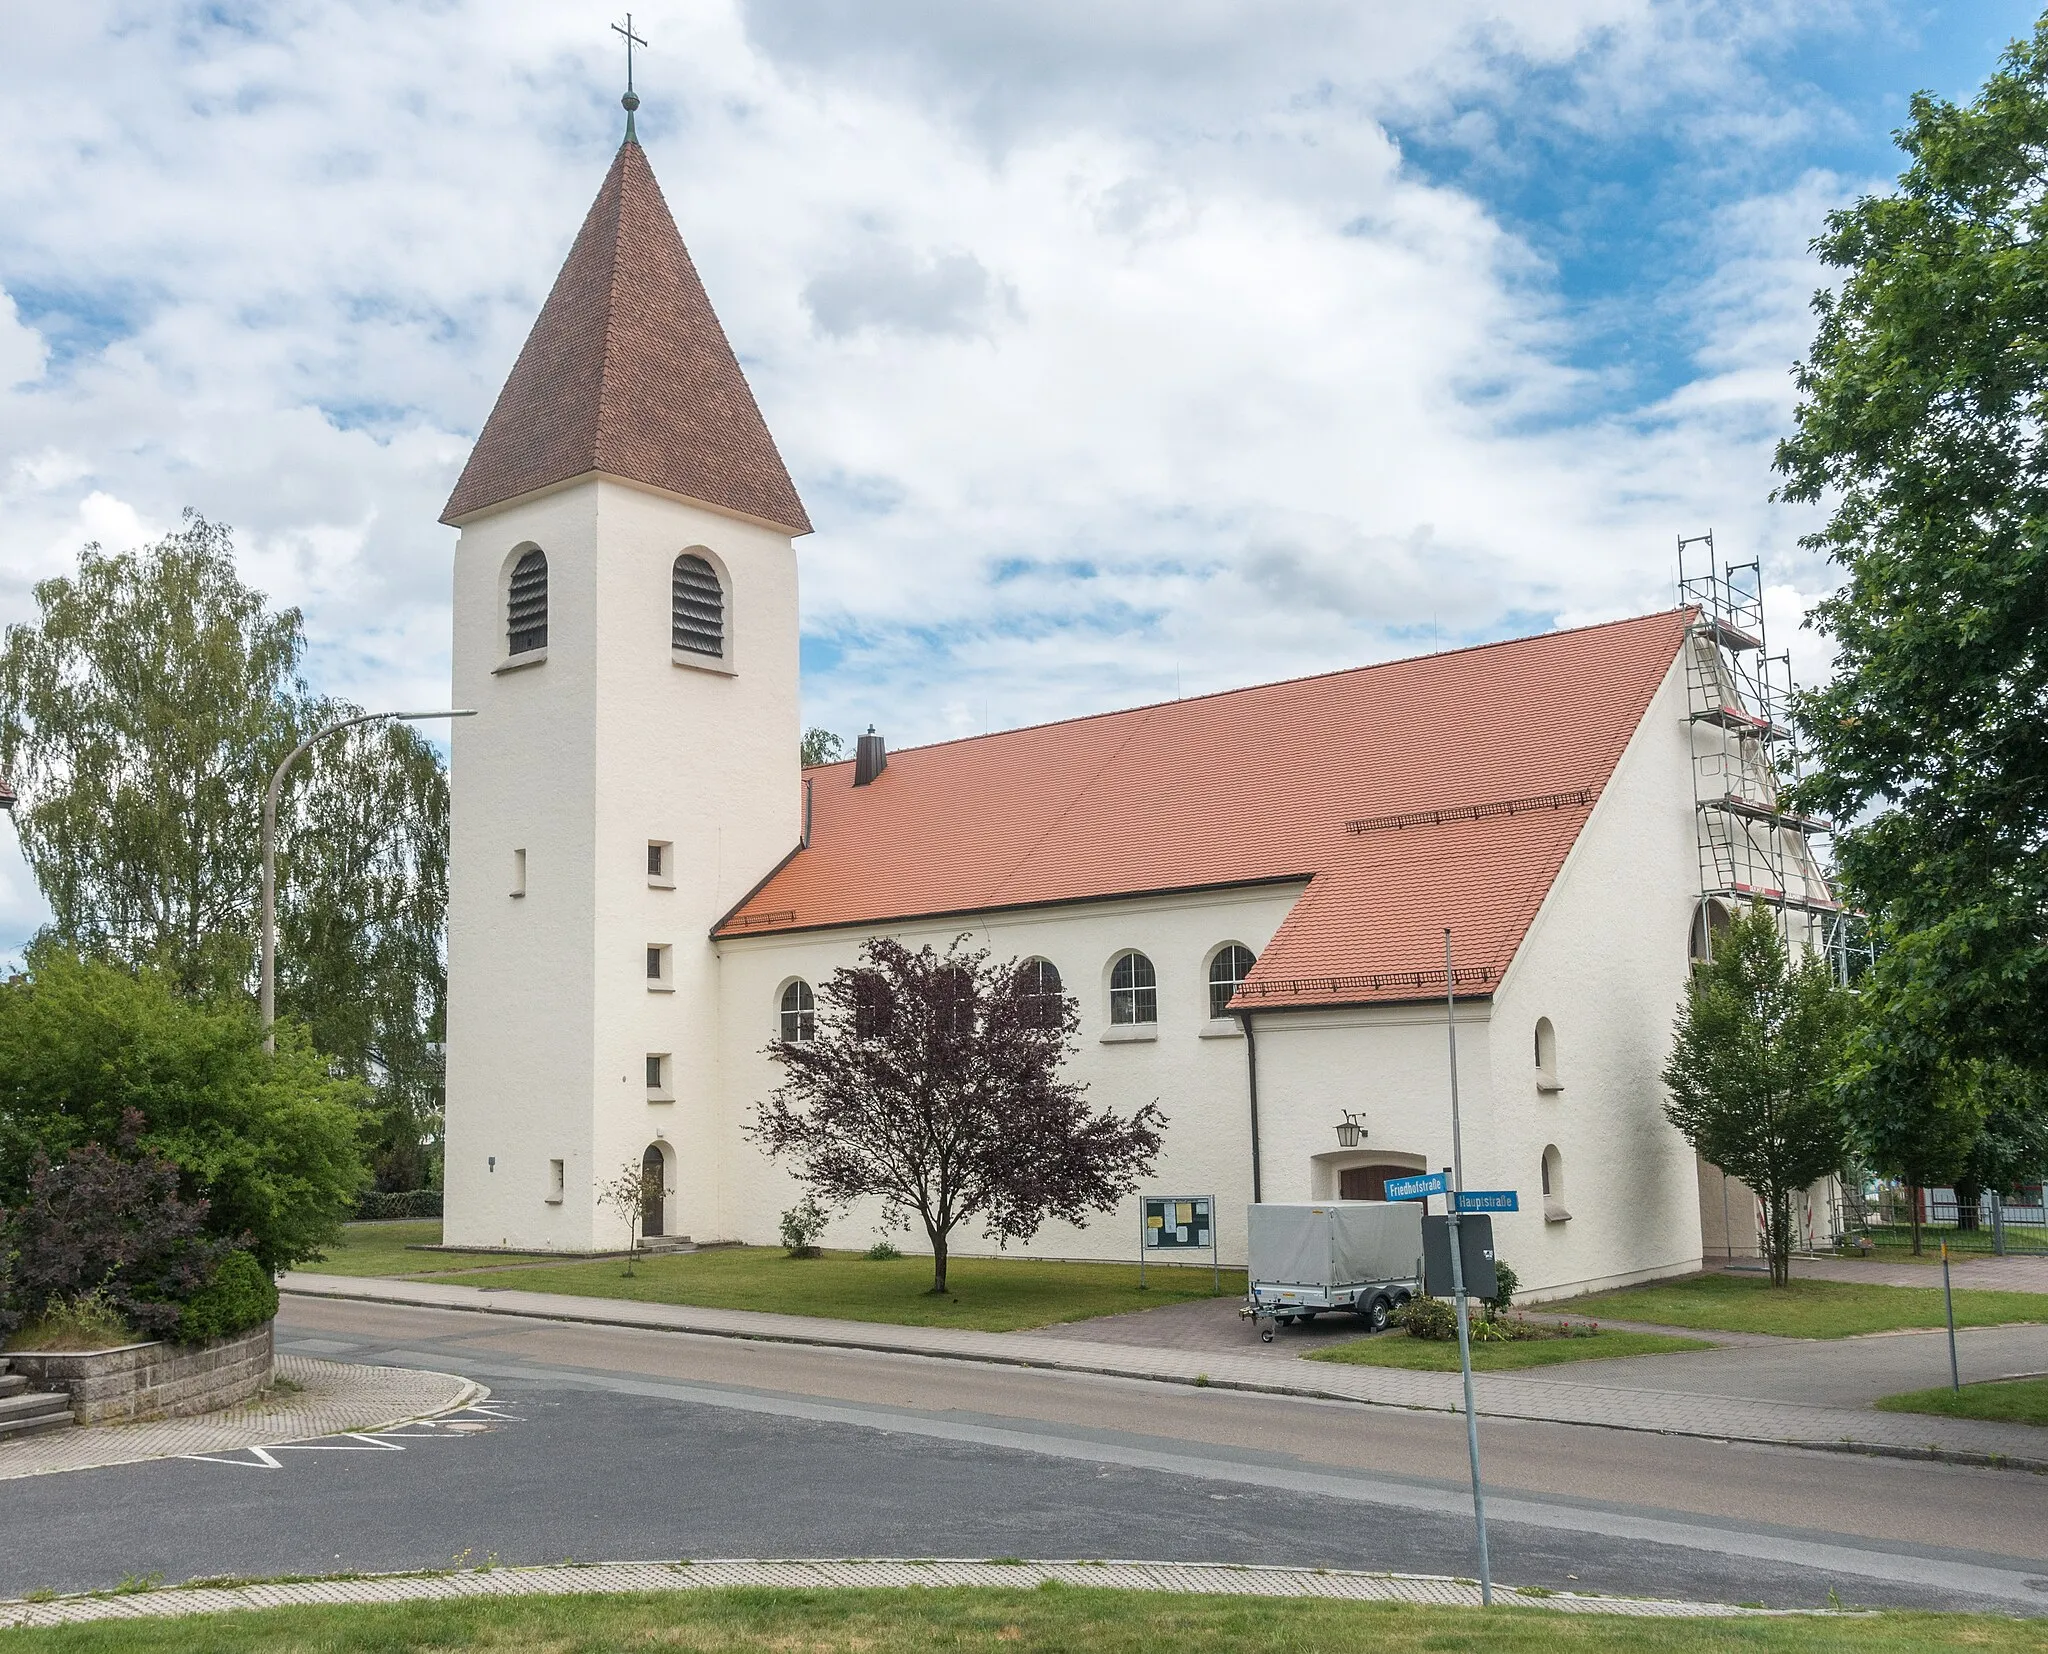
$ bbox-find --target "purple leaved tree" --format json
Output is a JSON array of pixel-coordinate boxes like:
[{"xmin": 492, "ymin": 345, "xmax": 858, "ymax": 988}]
[{"xmin": 751, "ymin": 937, "xmax": 1164, "ymax": 1294}]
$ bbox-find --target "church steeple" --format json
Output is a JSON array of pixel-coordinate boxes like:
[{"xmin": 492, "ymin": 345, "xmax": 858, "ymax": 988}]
[{"xmin": 441, "ymin": 130, "xmax": 811, "ymax": 535}]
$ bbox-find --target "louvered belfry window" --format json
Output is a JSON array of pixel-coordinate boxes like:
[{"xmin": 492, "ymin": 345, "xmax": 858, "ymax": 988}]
[
  {"xmin": 673, "ymin": 554, "xmax": 724, "ymax": 657},
  {"xmin": 507, "ymin": 549, "xmax": 548, "ymax": 654}
]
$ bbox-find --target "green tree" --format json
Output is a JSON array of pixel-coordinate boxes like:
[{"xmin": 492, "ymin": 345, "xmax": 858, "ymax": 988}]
[
  {"xmin": 0, "ymin": 514, "xmax": 450, "ymax": 1189},
  {"xmin": 0, "ymin": 947, "xmax": 369, "ymax": 1272},
  {"xmin": 801, "ymin": 727, "xmax": 844, "ymax": 766},
  {"xmin": 1774, "ymin": 23, "xmax": 2048, "ymax": 1107},
  {"xmin": 1662, "ymin": 905, "xmax": 1854, "ymax": 1286}
]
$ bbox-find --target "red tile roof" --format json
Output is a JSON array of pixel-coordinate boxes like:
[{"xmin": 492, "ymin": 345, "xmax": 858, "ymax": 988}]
[
  {"xmin": 442, "ymin": 138, "xmax": 811, "ymax": 534},
  {"xmin": 718, "ymin": 612, "xmax": 1691, "ymax": 1007}
]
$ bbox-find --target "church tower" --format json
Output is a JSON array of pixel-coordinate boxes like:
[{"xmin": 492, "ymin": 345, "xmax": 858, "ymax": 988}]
[{"xmin": 440, "ymin": 115, "xmax": 809, "ymax": 1251}]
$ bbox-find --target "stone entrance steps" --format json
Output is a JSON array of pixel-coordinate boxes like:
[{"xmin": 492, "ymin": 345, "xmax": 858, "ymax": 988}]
[{"xmin": 0, "ymin": 1359, "xmax": 75, "ymax": 1443}]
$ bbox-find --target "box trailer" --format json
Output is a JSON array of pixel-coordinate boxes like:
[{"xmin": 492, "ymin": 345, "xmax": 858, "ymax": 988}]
[{"xmin": 1241, "ymin": 1202, "xmax": 1423, "ymax": 1341}]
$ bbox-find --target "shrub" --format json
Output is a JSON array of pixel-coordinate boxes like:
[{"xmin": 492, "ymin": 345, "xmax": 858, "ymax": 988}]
[
  {"xmin": 780, "ymin": 1196, "xmax": 828, "ymax": 1259},
  {"xmin": 0, "ymin": 949, "xmax": 371, "ymax": 1273},
  {"xmin": 173, "ymin": 1250, "xmax": 277, "ymax": 1344},
  {"xmin": 1399, "ymin": 1295, "xmax": 1459, "ymax": 1341},
  {"xmin": 1485, "ymin": 1258, "xmax": 1518, "ymax": 1320},
  {"xmin": 5, "ymin": 1112, "xmax": 233, "ymax": 1338},
  {"xmin": 863, "ymin": 1239, "xmax": 902, "ymax": 1261},
  {"xmin": 353, "ymin": 1189, "xmax": 442, "ymax": 1221}
]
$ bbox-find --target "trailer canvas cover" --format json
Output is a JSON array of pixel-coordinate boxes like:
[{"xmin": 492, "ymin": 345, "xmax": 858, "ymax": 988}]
[{"xmin": 1249, "ymin": 1202, "xmax": 1423, "ymax": 1287}]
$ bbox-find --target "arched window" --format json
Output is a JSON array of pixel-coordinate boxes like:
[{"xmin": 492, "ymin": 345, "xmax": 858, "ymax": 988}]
[
  {"xmin": 507, "ymin": 548, "xmax": 548, "ymax": 655},
  {"xmin": 1018, "ymin": 958, "xmax": 1064, "ymax": 1030},
  {"xmin": 1208, "ymin": 944, "xmax": 1256, "ymax": 1020},
  {"xmin": 1541, "ymin": 1145, "xmax": 1569, "ymax": 1223},
  {"xmin": 1690, "ymin": 899, "xmax": 1731, "ymax": 966},
  {"xmin": 673, "ymin": 553, "xmax": 724, "ymax": 657},
  {"xmin": 1534, "ymin": 1017, "xmax": 1560, "ymax": 1091},
  {"xmin": 1109, "ymin": 950, "xmax": 1157, "ymax": 1026},
  {"xmin": 779, "ymin": 980, "xmax": 815, "ymax": 1044}
]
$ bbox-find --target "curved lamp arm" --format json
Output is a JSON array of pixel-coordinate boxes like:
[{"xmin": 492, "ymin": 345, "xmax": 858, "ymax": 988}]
[{"xmin": 261, "ymin": 709, "xmax": 475, "ymax": 1052}]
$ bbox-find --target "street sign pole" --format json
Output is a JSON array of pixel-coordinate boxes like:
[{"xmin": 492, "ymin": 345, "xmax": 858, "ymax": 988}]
[
  {"xmin": 1196, "ymin": 1195, "xmax": 1212, "ymax": 1301},
  {"xmin": 1444, "ymin": 927, "xmax": 1493, "ymax": 1606}
]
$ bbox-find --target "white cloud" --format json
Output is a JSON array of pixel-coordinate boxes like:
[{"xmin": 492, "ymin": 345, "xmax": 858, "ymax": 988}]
[{"xmin": 0, "ymin": 0, "xmax": 1911, "ymax": 955}]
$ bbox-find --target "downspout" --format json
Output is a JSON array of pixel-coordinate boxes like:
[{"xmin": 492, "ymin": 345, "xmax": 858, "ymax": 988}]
[{"xmin": 1238, "ymin": 1009, "xmax": 1262, "ymax": 1203}]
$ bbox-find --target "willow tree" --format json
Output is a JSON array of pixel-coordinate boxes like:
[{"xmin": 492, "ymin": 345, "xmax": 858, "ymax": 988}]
[{"xmin": 0, "ymin": 513, "xmax": 448, "ymax": 1190}]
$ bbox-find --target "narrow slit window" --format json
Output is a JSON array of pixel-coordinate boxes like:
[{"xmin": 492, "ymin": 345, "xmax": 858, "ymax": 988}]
[
  {"xmin": 507, "ymin": 549, "xmax": 548, "ymax": 654},
  {"xmin": 673, "ymin": 554, "xmax": 724, "ymax": 657}
]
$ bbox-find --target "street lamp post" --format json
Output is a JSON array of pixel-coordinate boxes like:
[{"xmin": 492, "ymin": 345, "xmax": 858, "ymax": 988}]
[{"xmin": 260, "ymin": 709, "xmax": 474, "ymax": 1053}]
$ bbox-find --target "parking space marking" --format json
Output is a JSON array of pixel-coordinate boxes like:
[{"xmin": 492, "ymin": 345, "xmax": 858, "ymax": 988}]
[{"xmin": 178, "ymin": 1404, "xmax": 521, "ymax": 1471}]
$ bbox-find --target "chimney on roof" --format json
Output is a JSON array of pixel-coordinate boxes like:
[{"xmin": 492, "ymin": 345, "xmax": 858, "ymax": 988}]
[{"xmin": 853, "ymin": 726, "xmax": 887, "ymax": 787}]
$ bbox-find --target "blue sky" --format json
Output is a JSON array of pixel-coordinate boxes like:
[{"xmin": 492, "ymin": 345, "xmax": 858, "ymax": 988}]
[{"xmin": 0, "ymin": 1, "xmax": 2041, "ymax": 960}]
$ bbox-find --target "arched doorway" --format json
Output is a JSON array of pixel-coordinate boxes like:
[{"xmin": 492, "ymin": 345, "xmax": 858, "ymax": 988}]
[
  {"xmin": 640, "ymin": 1143, "xmax": 668, "ymax": 1238},
  {"xmin": 1338, "ymin": 1163, "xmax": 1423, "ymax": 1201}
]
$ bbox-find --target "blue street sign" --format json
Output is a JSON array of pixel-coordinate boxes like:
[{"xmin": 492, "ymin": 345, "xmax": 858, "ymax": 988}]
[
  {"xmin": 1384, "ymin": 1172, "xmax": 1447, "ymax": 1201},
  {"xmin": 1454, "ymin": 1190, "xmax": 1520, "ymax": 1214}
]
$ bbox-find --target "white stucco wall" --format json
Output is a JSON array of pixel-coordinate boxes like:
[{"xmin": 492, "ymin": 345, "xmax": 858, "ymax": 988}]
[
  {"xmin": 445, "ymin": 475, "xmax": 800, "ymax": 1250},
  {"xmin": 712, "ymin": 884, "xmax": 1305, "ymax": 1266}
]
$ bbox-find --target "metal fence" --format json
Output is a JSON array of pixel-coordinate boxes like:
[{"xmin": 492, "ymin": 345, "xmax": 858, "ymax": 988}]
[{"xmin": 1851, "ymin": 1181, "xmax": 2048, "ymax": 1256}]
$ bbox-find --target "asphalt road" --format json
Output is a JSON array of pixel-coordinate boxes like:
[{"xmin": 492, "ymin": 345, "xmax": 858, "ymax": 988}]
[{"xmin": 0, "ymin": 1295, "xmax": 2042, "ymax": 1615}]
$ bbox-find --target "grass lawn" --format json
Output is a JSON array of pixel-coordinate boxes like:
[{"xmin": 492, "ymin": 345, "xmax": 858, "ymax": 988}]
[
  {"xmin": 1875, "ymin": 1374, "xmax": 2048, "ymax": 1427},
  {"xmin": 1563, "ymin": 1273, "xmax": 2048, "ymax": 1339},
  {"xmin": 0, "ymin": 1588, "xmax": 2030, "ymax": 1652},
  {"xmin": 292, "ymin": 1221, "xmax": 549, "ymax": 1277},
  {"xmin": 407, "ymin": 1245, "xmax": 1244, "ymax": 1332},
  {"xmin": 1308, "ymin": 1328, "xmax": 1715, "ymax": 1372}
]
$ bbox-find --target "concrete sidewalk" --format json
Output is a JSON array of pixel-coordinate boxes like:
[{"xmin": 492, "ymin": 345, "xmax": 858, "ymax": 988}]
[
  {"xmin": 283, "ymin": 1274, "xmax": 2048, "ymax": 1470},
  {"xmin": 0, "ymin": 1354, "xmax": 483, "ymax": 1481}
]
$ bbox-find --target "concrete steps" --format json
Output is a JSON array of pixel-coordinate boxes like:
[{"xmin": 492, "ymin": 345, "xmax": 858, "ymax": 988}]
[{"xmin": 0, "ymin": 1359, "xmax": 74, "ymax": 1443}]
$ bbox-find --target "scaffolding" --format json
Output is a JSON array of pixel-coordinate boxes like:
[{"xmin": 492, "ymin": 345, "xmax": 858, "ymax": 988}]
[{"xmin": 1677, "ymin": 532, "xmax": 1869, "ymax": 986}]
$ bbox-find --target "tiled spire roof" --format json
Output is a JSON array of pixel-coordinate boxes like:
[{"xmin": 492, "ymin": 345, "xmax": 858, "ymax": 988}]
[{"xmin": 441, "ymin": 137, "xmax": 811, "ymax": 534}]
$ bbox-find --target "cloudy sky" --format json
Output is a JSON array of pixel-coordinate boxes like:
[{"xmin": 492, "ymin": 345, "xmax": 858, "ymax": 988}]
[{"xmin": 0, "ymin": 0, "xmax": 2037, "ymax": 956}]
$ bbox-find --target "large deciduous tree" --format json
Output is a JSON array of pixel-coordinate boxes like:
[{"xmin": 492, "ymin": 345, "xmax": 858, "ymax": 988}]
[
  {"xmin": 1663, "ymin": 905, "xmax": 1854, "ymax": 1286},
  {"xmin": 0, "ymin": 514, "xmax": 448, "ymax": 1189},
  {"xmin": 1774, "ymin": 24, "xmax": 2048, "ymax": 1117},
  {"xmin": 752, "ymin": 937, "xmax": 1165, "ymax": 1293}
]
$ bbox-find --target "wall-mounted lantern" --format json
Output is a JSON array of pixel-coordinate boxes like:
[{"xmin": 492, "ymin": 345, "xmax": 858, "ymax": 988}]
[{"xmin": 1334, "ymin": 1111, "xmax": 1365, "ymax": 1149}]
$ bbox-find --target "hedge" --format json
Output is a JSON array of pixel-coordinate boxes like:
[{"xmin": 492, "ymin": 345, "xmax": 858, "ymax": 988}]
[
  {"xmin": 173, "ymin": 1250, "xmax": 278, "ymax": 1344},
  {"xmin": 353, "ymin": 1188, "xmax": 442, "ymax": 1220}
]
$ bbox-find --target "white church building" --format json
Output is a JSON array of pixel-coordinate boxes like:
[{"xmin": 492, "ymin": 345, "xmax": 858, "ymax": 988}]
[{"xmin": 440, "ymin": 125, "xmax": 1836, "ymax": 1300}]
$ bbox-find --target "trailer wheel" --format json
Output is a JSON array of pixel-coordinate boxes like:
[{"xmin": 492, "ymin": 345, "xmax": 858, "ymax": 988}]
[
  {"xmin": 1260, "ymin": 1328, "xmax": 1274, "ymax": 1343},
  {"xmin": 1364, "ymin": 1295, "xmax": 1391, "ymax": 1333}
]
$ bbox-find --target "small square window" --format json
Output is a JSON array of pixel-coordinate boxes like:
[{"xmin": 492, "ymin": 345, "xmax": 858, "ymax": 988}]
[
  {"xmin": 646, "ymin": 1053, "xmax": 673, "ymax": 1099},
  {"xmin": 646, "ymin": 945, "xmax": 673, "ymax": 990},
  {"xmin": 647, "ymin": 841, "xmax": 675, "ymax": 888}
]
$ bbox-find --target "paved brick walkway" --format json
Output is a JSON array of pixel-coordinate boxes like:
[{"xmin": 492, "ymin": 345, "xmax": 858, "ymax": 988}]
[
  {"xmin": 0, "ymin": 1557, "xmax": 1796, "ymax": 1629},
  {"xmin": 283, "ymin": 1275, "xmax": 2048, "ymax": 1469},
  {"xmin": 0, "ymin": 1355, "xmax": 482, "ymax": 1481}
]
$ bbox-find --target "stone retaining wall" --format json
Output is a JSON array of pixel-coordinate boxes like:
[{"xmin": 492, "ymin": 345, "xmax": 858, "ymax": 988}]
[{"xmin": 7, "ymin": 1322, "xmax": 273, "ymax": 1425}]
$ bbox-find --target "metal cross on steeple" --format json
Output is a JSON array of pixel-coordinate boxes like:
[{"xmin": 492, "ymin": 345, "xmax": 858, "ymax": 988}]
[{"xmin": 612, "ymin": 14, "xmax": 648, "ymax": 140}]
